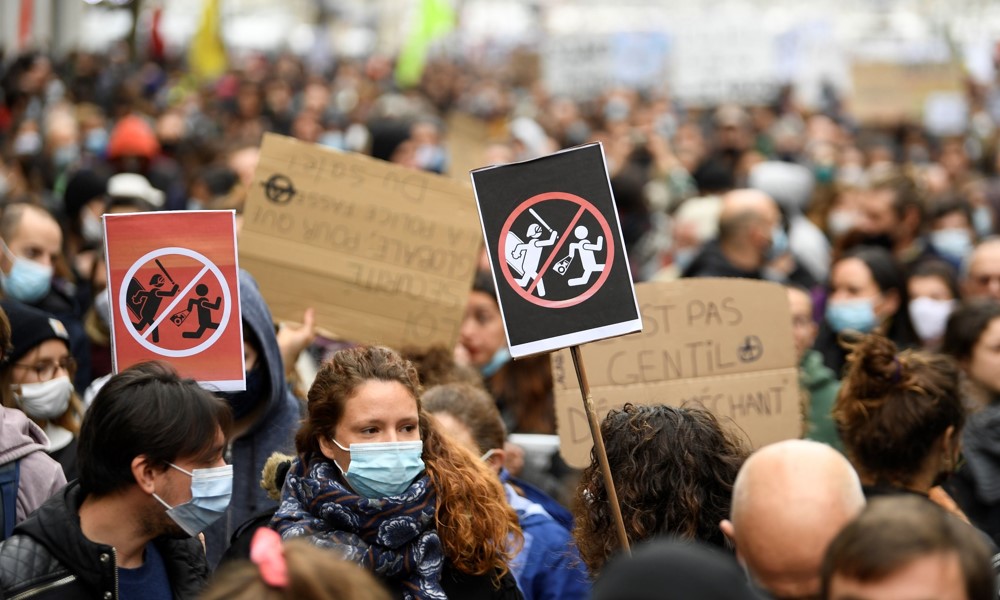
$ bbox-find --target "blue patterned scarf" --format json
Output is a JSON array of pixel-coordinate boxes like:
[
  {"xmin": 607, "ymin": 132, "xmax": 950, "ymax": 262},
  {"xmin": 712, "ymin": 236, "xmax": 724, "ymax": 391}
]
[{"xmin": 271, "ymin": 455, "xmax": 446, "ymax": 600}]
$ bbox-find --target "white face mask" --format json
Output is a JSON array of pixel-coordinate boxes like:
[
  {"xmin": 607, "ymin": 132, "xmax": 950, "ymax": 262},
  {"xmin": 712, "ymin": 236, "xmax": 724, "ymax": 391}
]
[
  {"xmin": 80, "ymin": 209, "xmax": 104, "ymax": 245},
  {"xmin": 15, "ymin": 375, "xmax": 72, "ymax": 420},
  {"xmin": 909, "ymin": 297, "xmax": 956, "ymax": 342}
]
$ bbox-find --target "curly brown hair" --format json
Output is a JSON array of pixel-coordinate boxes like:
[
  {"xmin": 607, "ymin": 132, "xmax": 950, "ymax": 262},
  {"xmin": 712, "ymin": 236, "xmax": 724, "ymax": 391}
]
[
  {"xmin": 572, "ymin": 403, "xmax": 749, "ymax": 575},
  {"xmin": 295, "ymin": 346, "xmax": 521, "ymax": 581},
  {"xmin": 833, "ymin": 333, "xmax": 964, "ymax": 487}
]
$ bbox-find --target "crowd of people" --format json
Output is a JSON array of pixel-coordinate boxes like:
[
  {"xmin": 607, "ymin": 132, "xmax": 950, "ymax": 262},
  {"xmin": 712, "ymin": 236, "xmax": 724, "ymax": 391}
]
[{"xmin": 0, "ymin": 31, "xmax": 1000, "ymax": 599}]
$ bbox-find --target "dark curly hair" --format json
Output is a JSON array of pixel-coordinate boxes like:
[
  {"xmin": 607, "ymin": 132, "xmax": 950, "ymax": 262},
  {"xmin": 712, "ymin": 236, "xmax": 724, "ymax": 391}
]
[
  {"xmin": 834, "ymin": 333, "xmax": 964, "ymax": 487},
  {"xmin": 572, "ymin": 403, "xmax": 749, "ymax": 575}
]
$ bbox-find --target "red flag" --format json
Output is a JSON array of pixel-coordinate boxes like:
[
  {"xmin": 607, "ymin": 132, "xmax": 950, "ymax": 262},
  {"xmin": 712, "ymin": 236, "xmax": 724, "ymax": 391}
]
[
  {"xmin": 18, "ymin": 0, "xmax": 33, "ymax": 50},
  {"xmin": 149, "ymin": 7, "xmax": 165, "ymax": 61}
]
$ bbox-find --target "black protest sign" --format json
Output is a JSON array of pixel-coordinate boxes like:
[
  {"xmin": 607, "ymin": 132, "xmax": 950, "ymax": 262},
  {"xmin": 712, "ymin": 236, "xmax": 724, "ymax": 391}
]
[{"xmin": 471, "ymin": 143, "xmax": 642, "ymax": 357}]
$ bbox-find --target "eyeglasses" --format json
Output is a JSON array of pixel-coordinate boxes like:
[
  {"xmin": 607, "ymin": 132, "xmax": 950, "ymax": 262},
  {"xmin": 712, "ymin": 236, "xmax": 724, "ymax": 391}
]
[{"xmin": 14, "ymin": 356, "xmax": 75, "ymax": 381}]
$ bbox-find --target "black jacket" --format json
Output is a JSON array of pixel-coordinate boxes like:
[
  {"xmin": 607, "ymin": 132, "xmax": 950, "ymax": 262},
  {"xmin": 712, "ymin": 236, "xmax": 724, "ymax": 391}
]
[
  {"xmin": 0, "ymin": 482, "xmax": 209, "ymax": 599},
  {"xmin": 680, "ymin": 241, "xmax": 762, "ymax": 280}
]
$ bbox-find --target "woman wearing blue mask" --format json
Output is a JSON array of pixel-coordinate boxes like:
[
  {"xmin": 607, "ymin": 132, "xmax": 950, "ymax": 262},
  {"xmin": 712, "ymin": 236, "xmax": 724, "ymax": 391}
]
[
  {"xmin": 457, "ymin": 271, "xmax": 555, "ymax": 436},
  {"xmin": 271, "ymin": 345, "xmax": 523, "ymax": 600},
  {"xmin": 815, "ymin": 246, "xmax": 918, "ymax": 378}
]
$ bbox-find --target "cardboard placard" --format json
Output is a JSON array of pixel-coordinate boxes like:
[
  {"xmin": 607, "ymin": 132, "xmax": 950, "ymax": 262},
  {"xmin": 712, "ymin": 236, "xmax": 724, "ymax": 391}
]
[
  {"xmin": 849, "ymin": 62, "xmax": 963, "ymax": 124},
  {"xmin": 240, "ymin": 133, "xmax": 483, "ymax": 350},
  {"xmin": 104, "ymin": 211, "xmax": 245, "ymax": 391},
  {"xmin": 471, "ymin": 143, "xmax": 642, "ymax": 358},
  {"xmin": 553, "ymin": 278, "xmax": 800, "ymax": 468}
]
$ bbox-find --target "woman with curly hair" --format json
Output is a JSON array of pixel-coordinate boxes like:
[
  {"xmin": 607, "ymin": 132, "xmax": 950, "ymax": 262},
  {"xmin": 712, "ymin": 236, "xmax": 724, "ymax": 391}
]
[
  {"xmin": 833, "ymin": 333, "xmax": 967, "ymax": 517},
  {"xmin": 271, "ymin": 345, "xmax": 523, "ymax": 600},
  {"xmin": 572, "ymin": 403, "xmax": 749, "ymax": 575}
]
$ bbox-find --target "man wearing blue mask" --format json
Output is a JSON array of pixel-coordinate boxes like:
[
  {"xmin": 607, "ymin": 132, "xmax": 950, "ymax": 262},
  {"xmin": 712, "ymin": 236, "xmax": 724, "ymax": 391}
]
[
  {"xmin": 0, "ymin": 203, "xmax": 91, "ymax": 391},
  {"xmin": 0, "ymin": 361, "xmax": 233, "ymax": 600}
]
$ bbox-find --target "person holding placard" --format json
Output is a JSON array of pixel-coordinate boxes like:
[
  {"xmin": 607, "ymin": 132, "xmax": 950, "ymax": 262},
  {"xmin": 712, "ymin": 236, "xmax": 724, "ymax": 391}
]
[{"xmin": 271, "ymin": 345, "xmax": 523, "ymax": 600}]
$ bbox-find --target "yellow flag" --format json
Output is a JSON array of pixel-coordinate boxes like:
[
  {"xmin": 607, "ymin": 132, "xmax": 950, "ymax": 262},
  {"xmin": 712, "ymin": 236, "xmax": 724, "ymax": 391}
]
[
  {"xmin": 189, "ymin": 0, "xmax": 227, "ymax": 82},
  {"xmin": 395, "ymin": 0, "xmax": 456, "ymax": 88}
]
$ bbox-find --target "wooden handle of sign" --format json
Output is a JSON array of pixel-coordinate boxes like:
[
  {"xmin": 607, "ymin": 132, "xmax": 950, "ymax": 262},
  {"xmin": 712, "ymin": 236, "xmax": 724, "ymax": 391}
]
[{"xmin": 570, "ymin": 345, "xmax": 631, "ymax": 555}]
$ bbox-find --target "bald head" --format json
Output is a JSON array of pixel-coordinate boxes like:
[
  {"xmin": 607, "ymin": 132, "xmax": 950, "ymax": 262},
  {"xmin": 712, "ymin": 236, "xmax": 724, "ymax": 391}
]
[
  {"xmin": 962, "ymin": 238, "xmax": 1000, "ymax": 302},
  {"xmin": 722, "ymin": 440, "xmax": 864, "ymax": 600},
  {"xmin": 718, "ymin": 189, "xmax": 780, "ymax": 244}
]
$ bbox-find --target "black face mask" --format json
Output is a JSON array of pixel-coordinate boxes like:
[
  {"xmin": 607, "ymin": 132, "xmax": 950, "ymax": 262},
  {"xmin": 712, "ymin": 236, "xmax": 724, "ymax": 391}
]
[
  {"xmin": 220, "ymin": 366, "xmax": 268, "ymax": 421},
  {"xmin": 859, "ymin": 232, "xmax": 895, "ymax": 250}
]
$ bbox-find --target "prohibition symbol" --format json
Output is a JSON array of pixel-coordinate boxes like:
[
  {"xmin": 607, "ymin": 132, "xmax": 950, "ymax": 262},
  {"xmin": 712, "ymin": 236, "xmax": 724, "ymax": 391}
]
[
  {"xmin": 263, "ymin": 174, "xmax": 296, "ymax": 204},
  {"xmin": 498, "ymin": 192, "xmax": 614, "ymax": 308},
  {"xmin": 118, "ymin": 247, "xmax": 233, "ymax": 358}
]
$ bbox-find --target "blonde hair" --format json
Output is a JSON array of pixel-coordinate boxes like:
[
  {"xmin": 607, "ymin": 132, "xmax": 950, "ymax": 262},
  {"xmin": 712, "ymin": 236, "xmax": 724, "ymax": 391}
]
[{"xmin": 201, "ymin": 539, "xmax": 393, "ymax": 600}]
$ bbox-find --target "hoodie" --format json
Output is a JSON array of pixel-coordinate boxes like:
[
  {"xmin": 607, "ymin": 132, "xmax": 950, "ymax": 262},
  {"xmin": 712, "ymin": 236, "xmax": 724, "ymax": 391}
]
[
  {"xmin": 202, "ymin": 271, "xmax": 302, "ymax": 566},
  {"xmin": 0, "ymin": 407, "xmax": 66, "ymax": 522}
]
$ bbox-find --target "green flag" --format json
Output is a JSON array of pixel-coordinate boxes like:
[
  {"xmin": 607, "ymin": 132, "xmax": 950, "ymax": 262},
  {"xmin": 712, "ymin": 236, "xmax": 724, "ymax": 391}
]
[{"xmin": 395, "ymin": 0, "xmax": 456, "ymax": 88}]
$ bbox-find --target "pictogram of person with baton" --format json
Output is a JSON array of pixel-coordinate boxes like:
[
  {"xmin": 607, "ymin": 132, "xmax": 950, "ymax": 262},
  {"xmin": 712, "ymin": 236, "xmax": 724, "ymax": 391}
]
[
  {"xmin": 511, "ymin": 208, "xmax": 558, "ymax": 297},
  {"xmin": 130, "ymin": 259, "xmax": 179, "ymax": 342}
]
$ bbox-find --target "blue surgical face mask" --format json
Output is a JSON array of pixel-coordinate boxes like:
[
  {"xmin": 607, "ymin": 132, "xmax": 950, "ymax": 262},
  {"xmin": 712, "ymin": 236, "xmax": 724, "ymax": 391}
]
[
  {"xmin": 84, "ymin": 128, "xmax": 109, "ymax": 156},
  {"xmin": 153, "ymin": 463, "xmax": 233, "ymax": 537},
  {"xmin": 973, "ymin": 205, "xmax": 994, "ymax": 238},
  {"xmin": 1, "ymin": 241, "xmax": 53, "ymax": 303},
  {"xmin": 930, "ymin": 228, "xmax": 973, "ymax": 263},
  {"xmin": 480, "ymin": 347, "xmax": 511, "ymax": 378},
  {"xmin": 826, "ymin": 298, "xmax": 878, "ymax": 333},
  {"xmin": 768, "ymin": 226, "xmax": 789, "ymax": 260},
  {"xmin": 332, "ymin": 439, "xmax": 424, "ymax": 499}
]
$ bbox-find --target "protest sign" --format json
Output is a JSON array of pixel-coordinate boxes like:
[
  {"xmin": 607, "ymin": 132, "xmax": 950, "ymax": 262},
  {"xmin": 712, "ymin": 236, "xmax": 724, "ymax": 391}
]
[
  {"xmin": 552, "ymin": 278, "xmax": 801, "ymax": 468},
  {"xmin": 850, "ymin": 61, "xmax": 963, "ymax": 124},
  {"xmin": 471, "ymin": 143, "xmax": 642, "ymax": 358},
  {"xmin": 240, "ymin": 133, "xmax": 483, "ymax": 350},
  {"xmin": 104, "ymin": 210, "xmax": 245, "ymax": 391}
]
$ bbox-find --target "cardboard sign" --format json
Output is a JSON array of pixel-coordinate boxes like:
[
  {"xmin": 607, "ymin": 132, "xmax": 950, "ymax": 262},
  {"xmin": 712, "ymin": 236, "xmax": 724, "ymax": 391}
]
[
  {"xmin": 240, "ymin": 133, "xmax": 482, "ymax": 350},
  {"xmin": 104, "ymin": 211, "xmax": 245, "ymax": 391},
  {"xmin": 471, "ymin": 143, "xmax": 642, "ymax": 358},
  {"xmin": 850, "ymin": 62, "xmax": 963, "ymax": 124},
  {"xmin": 552, "ymin": 278, "xmax": 801, "ymax": 468}
]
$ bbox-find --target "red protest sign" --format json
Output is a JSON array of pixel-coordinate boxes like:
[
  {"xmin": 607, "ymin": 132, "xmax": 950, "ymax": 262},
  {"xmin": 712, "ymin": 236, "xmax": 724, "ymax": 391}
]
[{"xmin": 104, "ymin": 211, "xmax": 245, "ymax": 391}]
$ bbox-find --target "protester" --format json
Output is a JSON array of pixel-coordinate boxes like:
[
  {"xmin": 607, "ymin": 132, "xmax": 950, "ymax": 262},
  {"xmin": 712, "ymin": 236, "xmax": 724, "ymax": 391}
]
[
  {"xmin": 203, "ymin": 528, "xmax": 392, "ymax": 600},
  {"xmin": 591, "ymin": 538, "xmax": 758, "ymax": 600},
  {"xmin": 720, "ymin": 439, "xmax": 866, "ymax": 599},
  {"xmin": 961, "ymin": 237, "xmax": 1000, "ymax": 302},
  {"xmin": 821, "ymin": 496, "xmax": 994, "ymax": 600},
  {"xmin": 941, "ymin": 300, "xmax": 1000, "ymax": 545},
  {"xmin": 815, "ymin": 245, "xmax": 918, "ymax": 376},
  {"xmin": 457, "ymin": 271, "xmax": 554, "ymax": 435},
  {"xmin": 573, "ymin": 403, "xmax": 748, "ymax": 575},
  {"xmin": 270, "ymin": 345, "xmax": 523, "ymax": 599},
  {"xmin": 833, "ymin": 333, "xmax": 968, "ymax": 521},
  {"xmin": 853, "ymin": 169, "xmax": 933, "ymax": 268},
  {"xmin": 199, "ymin": 271, "xmax": 301, "ymax": 566},
  {"xmin": 456, "ymin": 271, "xmax": 571, "ymax": 503},
  {"xmin": 0, "ymin": 202, "xmax": 90, "ymax": 390},
  {"xmin": 424, "ymin": 382, "xmax": 589, "ymax": 600},
  {"xmin": 0, "ymin": 304, "xmax": 65, "ymax": 536},
  {"xmin": 0, "ymin": 299, "xmax": 84, "ymax": 479},
  {"xmin": 906, "ymin": 260, "xmax": 959, "ymax": 351},
  {"xmin": 0, "ymin": 361, "xmax": 232, "ymax": 599},
  {"xmin": 681, "ymin": 188, "xmax": 783, "ymax": 279},
  {"xmin": 787, "ymin": 285, "xmax": 842, "ymax": 449}
]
